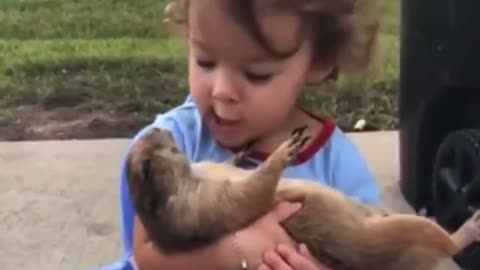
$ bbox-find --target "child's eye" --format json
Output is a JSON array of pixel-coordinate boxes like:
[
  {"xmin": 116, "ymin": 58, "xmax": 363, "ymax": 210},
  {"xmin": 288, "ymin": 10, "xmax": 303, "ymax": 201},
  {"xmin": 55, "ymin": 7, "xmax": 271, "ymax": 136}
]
[
  {"xmin": 196, "ymin": 59, "xmax": 216, "ymax": 70},
  {"xmin": 245, "ymin": 72, "xmax": 273, "ymax": 84}
]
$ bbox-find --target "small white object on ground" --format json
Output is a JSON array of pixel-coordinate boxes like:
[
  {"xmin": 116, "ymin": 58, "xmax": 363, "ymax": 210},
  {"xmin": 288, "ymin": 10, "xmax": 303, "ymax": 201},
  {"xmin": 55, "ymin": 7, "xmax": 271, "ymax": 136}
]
[{"xmin": 354, "ymin": 119, "xmax": 367, "ymax": 131}]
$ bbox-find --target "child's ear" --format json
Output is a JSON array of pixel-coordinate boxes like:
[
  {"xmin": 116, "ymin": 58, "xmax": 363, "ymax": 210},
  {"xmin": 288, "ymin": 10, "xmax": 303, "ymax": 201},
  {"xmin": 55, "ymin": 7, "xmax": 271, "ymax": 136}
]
[{"xmin": 305, "ymin": 62, "xmax": 336, "ymax": 84}]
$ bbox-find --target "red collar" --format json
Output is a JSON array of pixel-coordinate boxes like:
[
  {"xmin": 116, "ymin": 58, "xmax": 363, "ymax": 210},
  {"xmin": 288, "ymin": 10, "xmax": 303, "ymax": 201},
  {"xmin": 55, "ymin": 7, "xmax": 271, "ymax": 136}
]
[{"xmin": 229, "ymin": 111, "xmax": 335, "ymax": 166}]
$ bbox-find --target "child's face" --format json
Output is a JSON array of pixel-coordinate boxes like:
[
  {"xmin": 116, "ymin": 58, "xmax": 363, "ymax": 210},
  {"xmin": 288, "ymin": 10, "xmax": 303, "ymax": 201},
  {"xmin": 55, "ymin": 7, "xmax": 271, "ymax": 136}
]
[{"xmin": 187, "ymin": 0, "xmax": 330, "ymax": 148}]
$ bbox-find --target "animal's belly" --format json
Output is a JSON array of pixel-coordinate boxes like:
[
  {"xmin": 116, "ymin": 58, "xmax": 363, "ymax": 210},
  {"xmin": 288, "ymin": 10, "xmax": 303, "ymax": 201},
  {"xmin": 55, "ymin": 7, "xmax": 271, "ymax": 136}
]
[{"xmin": 190, "ymin": 162, "xmax": 251, "ymax": 183}]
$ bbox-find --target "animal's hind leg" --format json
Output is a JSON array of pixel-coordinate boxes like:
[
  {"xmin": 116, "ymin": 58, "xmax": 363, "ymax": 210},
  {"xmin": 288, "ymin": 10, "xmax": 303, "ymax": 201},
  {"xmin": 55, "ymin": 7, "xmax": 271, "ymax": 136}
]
[
  {"xmin": 384, "ymin": 246, "xmax": 445, "ymax": 270},
  {"xmin": 451, "ymin": 209, "xmax": 480, "ymax": 251},
  {"xmin": 349, "ymin": 198, "xmax": 392, "ymax": 217}
]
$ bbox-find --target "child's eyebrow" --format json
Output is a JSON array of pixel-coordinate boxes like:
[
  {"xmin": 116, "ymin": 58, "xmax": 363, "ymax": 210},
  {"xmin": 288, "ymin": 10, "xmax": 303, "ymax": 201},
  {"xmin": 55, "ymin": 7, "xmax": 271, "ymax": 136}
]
[
  {"xmin": 246, "ymin": 50, "xmax": 290, "ymax": 64},
  {"xmin": 190, "ymin": 37, "xmax": 211, "ymax": 51}
]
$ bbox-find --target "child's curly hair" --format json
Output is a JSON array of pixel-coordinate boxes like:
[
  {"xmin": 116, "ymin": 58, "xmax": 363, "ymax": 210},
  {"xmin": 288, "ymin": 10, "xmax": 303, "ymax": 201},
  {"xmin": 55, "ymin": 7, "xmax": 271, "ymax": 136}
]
[{"xmin": 163, "ymin": 0, "xmax": 379, "ymax": 75}]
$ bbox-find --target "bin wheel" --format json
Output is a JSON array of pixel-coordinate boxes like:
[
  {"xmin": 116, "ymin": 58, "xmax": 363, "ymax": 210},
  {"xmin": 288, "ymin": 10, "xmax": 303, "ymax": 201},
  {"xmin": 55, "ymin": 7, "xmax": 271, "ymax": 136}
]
[{"xmin": 432, "ymin": 129, "xmax": 480, "ymax": 269}]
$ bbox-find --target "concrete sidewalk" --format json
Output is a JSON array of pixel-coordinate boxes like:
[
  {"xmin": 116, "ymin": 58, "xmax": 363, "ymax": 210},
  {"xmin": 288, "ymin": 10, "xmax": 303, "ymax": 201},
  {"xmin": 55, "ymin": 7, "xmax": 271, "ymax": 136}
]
[{"xmin": 0, "ymin": 131, "xmax": 460, "ymax": 270}]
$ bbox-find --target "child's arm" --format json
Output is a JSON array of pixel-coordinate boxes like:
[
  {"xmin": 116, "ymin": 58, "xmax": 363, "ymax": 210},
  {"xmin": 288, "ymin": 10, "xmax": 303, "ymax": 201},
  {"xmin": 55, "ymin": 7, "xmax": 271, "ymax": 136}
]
[
  {"xmin": 132, "ymin": 216, "xmax": 237, "ymax": 270},
  {"xmin": 132, "ymin": 202, "xmax": 303, "ymax": 270}
]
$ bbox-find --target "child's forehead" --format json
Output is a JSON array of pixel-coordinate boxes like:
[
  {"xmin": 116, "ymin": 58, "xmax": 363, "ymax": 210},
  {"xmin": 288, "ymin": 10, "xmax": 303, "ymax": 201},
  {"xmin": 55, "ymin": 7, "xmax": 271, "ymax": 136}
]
[{"xmin": 188, "ymin": 0, "xmax": 303, "ymax": 60}]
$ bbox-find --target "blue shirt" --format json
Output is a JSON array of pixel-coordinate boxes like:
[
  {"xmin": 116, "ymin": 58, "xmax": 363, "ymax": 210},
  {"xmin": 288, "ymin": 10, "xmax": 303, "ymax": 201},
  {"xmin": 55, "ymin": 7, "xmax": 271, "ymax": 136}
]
[{"xmin": 111, "ymin": 95, "xmax": 379, "ymax": 268}]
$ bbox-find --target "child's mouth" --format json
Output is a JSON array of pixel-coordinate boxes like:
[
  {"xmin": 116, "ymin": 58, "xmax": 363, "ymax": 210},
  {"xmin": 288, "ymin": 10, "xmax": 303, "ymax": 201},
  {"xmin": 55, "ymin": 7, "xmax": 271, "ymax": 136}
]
[{"xmin": 212, "ymin": 111, "xmax": 241, "ymax": 126}]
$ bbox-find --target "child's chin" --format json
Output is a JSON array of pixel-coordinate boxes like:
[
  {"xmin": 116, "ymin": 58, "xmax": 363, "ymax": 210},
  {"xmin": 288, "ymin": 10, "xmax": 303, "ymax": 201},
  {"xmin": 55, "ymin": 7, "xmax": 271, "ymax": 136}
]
[
  {"xmin": 207, "ymin": 123, "xmax": 246, "ymax": 148},
  {"xmin": 214, "ymin": 137, "xmax": 244, "ymax": 149},
  {"xmin": 213, "ymin": 134, "xmax": 250, "ymax": 149}
]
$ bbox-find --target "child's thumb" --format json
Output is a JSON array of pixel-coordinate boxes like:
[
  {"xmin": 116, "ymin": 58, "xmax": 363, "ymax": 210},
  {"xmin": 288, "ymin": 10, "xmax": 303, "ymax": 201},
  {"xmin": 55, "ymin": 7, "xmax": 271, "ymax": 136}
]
[{"xmin": 272, "ymin": 201, "xmax": 302, "ymax": 222}]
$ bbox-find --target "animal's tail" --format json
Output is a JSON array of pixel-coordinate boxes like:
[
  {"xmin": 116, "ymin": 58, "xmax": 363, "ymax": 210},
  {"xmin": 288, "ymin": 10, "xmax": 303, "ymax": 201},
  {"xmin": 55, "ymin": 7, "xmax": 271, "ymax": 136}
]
[{"xmin": 359, "ymin": 214, "xmax": 458, "ymax": 264}]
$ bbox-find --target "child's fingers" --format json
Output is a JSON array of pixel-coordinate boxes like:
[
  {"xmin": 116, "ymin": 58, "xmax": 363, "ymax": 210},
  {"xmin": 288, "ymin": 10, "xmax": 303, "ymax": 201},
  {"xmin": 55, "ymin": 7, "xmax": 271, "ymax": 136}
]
[
  {"xmin": 258, "ymin": 264, "xmax": 272, "ymax": 270},
  {"xmin": 278, "ymin": 244, "xmax": 331, "ymax": 270},
  {"xmin": 263, "ymin": 250, "xmax": 293, "ymax": 270},
  {"xmin": 277, "ymin": 244, "xmax": 318, "ymax": 269}
]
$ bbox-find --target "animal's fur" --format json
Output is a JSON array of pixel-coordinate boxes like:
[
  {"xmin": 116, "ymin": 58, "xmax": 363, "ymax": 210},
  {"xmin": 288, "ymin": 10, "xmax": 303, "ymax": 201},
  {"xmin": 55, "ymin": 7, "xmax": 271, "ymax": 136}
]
[{"xmin": 126, "ymin": 127, "xmax": 469, "ymax": 270}]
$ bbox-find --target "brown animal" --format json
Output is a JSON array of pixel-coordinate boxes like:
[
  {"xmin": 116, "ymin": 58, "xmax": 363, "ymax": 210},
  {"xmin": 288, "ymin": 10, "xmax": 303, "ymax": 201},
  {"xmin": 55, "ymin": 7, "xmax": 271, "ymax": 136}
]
[{"xmin": 126, "ymin": 126, "xmax": 480, "ymax": 270}]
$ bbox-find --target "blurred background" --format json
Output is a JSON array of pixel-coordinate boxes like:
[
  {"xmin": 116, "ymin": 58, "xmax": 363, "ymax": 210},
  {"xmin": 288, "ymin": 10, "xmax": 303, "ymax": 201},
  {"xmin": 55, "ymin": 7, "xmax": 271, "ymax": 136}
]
[{"xmin": 0, "ymin": 0, "xmax": 399, "ymax": 141}]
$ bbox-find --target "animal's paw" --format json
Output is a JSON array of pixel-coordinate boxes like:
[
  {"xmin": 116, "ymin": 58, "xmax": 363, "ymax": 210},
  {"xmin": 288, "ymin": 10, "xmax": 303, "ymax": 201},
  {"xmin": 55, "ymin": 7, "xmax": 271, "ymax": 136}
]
[
  {"xmin": 285, "ymin": 126, "xmax": 311, "ymax": 162},
  {"xmin": 230, "ymin": 140, "xmax": 256, "ymax": 166},
  {"xmin": 459, "ymin": 209, "xmax": 480, "ymax": 242},
  {"xmin": 271, "ymin": 126, "xmax": 311, "ymax": 167}
]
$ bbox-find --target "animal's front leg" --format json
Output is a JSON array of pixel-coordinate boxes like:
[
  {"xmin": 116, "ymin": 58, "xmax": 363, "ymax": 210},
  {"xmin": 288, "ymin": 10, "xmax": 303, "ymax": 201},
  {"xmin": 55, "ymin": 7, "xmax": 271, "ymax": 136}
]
[
  {"xmin": 228, "ymin": 126, "xmax": 309, "ymax": 169},
  {"xmin": 258, "ymin": 126, "xmax": 311, "ymax": 173},
  {"xmin": 228, "ymin": 139, "xmax": 256, "ymax": 167},
  {"xmin": 228, "ymin": 126, "xmax": 312, "ymax": 222}
]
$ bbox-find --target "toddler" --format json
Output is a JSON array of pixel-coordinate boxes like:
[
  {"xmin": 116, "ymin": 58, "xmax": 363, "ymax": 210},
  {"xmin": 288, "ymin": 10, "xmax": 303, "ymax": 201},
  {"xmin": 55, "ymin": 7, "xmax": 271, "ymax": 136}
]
[{"xmin": 103, "ymin": 0, "xmax": 382, "ymax": 269}]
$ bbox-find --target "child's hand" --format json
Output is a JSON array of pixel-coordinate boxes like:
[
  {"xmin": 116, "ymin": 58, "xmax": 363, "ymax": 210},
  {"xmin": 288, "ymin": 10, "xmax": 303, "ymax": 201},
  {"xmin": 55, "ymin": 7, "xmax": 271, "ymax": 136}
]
[
  {"xmin": 132, "ymin": 201, "xmax": 302, "ymax": 270},
  {"xmin": 227, "ymin": 201, "xmax": 303, "ymax": 269},
  {"xmin": 258, "ymin": 243, "xmax": 331, "ymax": 270}
]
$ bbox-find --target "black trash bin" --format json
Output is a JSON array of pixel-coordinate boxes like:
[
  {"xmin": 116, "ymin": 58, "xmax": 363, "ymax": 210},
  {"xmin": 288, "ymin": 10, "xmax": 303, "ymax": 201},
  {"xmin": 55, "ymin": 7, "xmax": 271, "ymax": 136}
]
[{"xmin": 399, "ymin": 0, "xmax": 480, "ymax": 268}]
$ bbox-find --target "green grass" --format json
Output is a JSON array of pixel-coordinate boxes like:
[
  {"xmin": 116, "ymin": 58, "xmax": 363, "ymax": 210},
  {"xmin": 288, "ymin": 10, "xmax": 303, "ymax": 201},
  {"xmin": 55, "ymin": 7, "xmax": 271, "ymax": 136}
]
[
  {"xmin": 0, "ymin": 0, "xmax": 400, "ymax": 133},
  {"xmin": 0, "ymin": 0, "xmax": 171, "ymax": 39},
  {"xmin": 0, "ymin": 38, "xmax": 188, "ymax": 115}
]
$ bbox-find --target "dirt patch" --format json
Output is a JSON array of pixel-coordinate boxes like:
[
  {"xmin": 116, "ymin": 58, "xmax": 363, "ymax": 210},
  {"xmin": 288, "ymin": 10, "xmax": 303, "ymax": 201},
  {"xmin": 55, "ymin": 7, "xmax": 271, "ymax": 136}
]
[
  {"xmin": 0, "ymin": 105, "xmax": 150, "ymax": 141},
  {"xmin": 0, "ymin": 58, "xmax": 398, "ymax": 141},
  {"xmin": 0, "ymin": 103, "xmax": 385, "ymax": 142},
  {"xmin": 0, "ymin": 57, "xmax": 189, "ymax": 141}
]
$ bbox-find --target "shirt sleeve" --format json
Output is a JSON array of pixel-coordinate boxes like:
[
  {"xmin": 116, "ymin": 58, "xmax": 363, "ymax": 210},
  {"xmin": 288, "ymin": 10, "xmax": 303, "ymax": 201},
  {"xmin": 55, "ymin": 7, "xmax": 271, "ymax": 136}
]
[{"xmin": 328, "ymin": 129, "xmax": 380, "ymax": 204}]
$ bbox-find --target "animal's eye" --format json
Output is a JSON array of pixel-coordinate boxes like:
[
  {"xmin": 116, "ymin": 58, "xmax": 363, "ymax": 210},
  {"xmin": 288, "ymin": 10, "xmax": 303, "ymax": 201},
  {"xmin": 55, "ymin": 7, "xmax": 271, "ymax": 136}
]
[{"xmin": 170, "ymin": 147, "xmax": 179, "ymax": 154}]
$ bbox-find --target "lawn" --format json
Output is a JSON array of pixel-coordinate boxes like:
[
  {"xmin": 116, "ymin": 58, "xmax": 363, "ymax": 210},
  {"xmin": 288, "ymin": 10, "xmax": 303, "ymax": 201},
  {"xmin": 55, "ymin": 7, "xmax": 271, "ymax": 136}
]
[{"xmin": 0, "ymin": 0, "xmax": 400, "ymax": 140}]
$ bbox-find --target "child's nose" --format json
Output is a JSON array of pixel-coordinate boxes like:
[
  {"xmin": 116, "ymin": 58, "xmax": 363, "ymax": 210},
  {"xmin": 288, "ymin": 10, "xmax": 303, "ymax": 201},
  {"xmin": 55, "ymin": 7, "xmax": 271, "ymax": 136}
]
[{"xmin": 212, "ymin": 71, "xmax": 240, "ymax": 103}]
